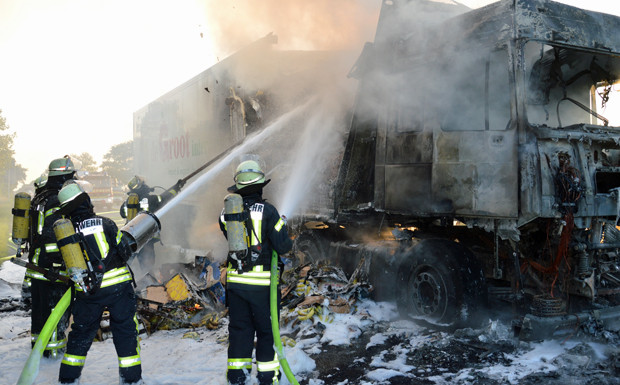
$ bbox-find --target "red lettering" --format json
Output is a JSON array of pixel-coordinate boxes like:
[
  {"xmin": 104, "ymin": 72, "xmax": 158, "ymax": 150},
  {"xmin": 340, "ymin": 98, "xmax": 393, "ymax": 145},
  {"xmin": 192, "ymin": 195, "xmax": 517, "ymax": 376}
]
[{"xmin": 159, "ymin": 132, "xmax": 191, "ymax": 162}]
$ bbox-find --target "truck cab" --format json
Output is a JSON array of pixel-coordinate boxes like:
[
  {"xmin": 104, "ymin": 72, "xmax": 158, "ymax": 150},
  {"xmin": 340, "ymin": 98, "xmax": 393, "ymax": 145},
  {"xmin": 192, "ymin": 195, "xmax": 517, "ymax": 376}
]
[{"xmin": 305, "ymin": 0, "xmax": 620, "ymax": 337}]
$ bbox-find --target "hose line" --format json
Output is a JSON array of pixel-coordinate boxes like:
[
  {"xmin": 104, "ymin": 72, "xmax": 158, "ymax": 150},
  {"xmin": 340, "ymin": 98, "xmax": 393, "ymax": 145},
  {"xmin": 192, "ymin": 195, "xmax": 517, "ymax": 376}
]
[
  {"xmin": 18, "ymin": 288, "xmax": 72, "ymax": 385},
  {"xmin": 270, "ymin": 250, "xmax": 299, "ymax": 385}
]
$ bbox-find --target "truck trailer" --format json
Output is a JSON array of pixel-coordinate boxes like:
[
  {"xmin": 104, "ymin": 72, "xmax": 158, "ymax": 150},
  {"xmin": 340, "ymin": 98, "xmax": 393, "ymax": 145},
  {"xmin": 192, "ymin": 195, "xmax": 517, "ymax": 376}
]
[{"xmin": 134, "ymin": 0, "xmax": 620, "ymax": 339}]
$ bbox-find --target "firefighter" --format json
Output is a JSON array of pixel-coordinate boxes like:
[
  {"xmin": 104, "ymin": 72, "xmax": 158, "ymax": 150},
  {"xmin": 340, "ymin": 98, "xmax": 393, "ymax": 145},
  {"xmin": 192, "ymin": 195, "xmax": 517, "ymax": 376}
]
[
  {"xmin": 26, "ymin": 156, "xmax": 76, "ymax": 358},
  {"xmin": 34, "ymin": 174, "xmax": 47, "ymax": 195},
  {"xmin": 219, "ymin": 159, "xmax": 292, "ymax": 385},
  {"xmin": 56, "ymin": 181, "xmax": 142, "ymax": 385},
  {"xmin": 20, "ymin": 174, "xmax": 49, "ymax": 302},
  {"xmin": 119, "ymin": 175, "xmax": 184, "ymax": 217},
  {"xmin": 119, "ymin": 175, "xmax": 184, "ymax": 270}
]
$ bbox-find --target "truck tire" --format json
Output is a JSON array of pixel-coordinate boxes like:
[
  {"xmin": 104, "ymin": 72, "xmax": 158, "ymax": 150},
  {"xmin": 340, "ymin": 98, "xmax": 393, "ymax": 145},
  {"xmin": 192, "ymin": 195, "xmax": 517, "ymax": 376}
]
[
  {"xmin": 293, "ymin": 231, "xmax": 328, "ymax": 266},
  {"xmin": 397, "ymin": 238, "xmax": 485, "ymax": 329}
]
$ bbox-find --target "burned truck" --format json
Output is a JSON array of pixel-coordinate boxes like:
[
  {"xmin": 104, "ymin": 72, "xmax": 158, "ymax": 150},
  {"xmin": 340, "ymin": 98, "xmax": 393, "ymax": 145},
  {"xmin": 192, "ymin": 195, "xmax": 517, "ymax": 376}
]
[
  {"xmin": 290, "ymin": 0, "xmax": 620, "ymax": 337},
  {"xmin": 133, "ymin": 0, "xmax": 620, "ymax": 338}
]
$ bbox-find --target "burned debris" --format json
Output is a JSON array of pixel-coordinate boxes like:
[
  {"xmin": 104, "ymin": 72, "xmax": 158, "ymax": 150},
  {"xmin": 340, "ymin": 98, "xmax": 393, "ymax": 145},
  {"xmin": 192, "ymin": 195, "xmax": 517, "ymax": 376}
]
[
  {"xmin": 128, "ymin": 257, "xmax": 228, "ymax": 336},
  {"xmin": 115, "ymin": 252, "xmax": 373, "ymax": 339}
]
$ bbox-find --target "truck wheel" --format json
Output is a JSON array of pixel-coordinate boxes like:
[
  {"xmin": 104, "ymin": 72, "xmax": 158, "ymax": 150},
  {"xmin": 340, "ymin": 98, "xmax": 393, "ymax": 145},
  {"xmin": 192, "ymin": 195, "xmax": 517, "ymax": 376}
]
[
  {"xmin": 293, "ymin": 231, "xmax": 327, "ymax": 266},
  {"xmin": 397, "ymin": 239, "xmax": 484, "ymax": 329}
]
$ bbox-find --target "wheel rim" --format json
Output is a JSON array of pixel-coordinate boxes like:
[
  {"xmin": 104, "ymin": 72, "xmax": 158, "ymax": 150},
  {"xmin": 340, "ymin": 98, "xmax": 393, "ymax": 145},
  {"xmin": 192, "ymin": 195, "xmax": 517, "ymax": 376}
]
[{"xmin": 409, "ymin": 266, "xmax": 448, "ymax": 320}]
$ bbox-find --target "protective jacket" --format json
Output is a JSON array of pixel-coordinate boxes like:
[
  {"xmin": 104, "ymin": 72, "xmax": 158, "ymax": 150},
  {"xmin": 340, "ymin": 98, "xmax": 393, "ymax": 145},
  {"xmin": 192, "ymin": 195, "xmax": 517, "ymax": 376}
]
[
  {"xmin": 219, "ymin": 190, "xmax": 292, "ymax": 385},
  {"xmin": 59, "ymin": 203, "xmax": 141, "ymax": 385},
  {"xmin": 28, "ymin": 188, "xmax": 64, "ymax": 280},
  {"xmin": 27, "ymin": 177, "xmax": 71, "ymax": 358}
]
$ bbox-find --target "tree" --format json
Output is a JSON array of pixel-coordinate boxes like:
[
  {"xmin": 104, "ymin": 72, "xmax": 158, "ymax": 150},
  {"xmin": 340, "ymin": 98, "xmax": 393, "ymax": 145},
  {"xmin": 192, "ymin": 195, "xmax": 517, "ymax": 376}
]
[
  {"xmin": 0, "ymin": 109, "xmax": 15, "ymax": 171},
  {"xmin": 101, "ymin": 141, "xmax": 133, "ymax": 183},
  {"xmin": 70, "ymin": 152, "xmax": 99, "ymax": 173},
  {"xmin": 0, "ymin": 109, "xmax": 26, "ymax": 196}
]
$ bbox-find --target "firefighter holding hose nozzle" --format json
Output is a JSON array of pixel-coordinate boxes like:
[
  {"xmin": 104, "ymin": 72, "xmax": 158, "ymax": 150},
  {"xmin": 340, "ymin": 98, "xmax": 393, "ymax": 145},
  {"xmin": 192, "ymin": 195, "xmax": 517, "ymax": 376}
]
[
  {"xmin": 55, "ymin": 181, "xmax": 144, "ymax": 385},
  {"xmin": 119, "ymin": 175, "xmax": 185, "ymax": 271},
  {"xmin": 219, "ymin": 159, "xmax": 292, "ymax": 385}
]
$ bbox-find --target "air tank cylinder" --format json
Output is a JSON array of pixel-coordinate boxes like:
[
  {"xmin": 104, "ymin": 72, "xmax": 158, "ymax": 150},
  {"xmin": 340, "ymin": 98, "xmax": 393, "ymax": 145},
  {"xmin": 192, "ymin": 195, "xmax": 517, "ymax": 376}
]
[
  {"xmin": 126, "ymin": 193, "xmax": 140, "ymax": 222},
  {"xmin": 53, "ymin": 218, "xmax": 88, "ymax": 292},
  {"xmin": 12, "ymin": 192, "xmax": 31, "ymax": 247},
  {"xmin": 224, "ymin": 193, "xmax": 249, "ymax": 272},
  {"xmin": 120, "ymin": 211, "xmax": 161, "ymax": 253}
]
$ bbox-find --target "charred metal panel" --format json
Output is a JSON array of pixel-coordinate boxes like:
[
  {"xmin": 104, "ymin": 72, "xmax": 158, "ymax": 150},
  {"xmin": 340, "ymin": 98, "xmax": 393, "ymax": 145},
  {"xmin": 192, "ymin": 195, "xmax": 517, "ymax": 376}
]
[
  {"xmin": 518, "ymin": 141, "xmax": 542, "ymax": 224},
  {"xmin": 433, "ymin": 162, "xmax": 476, "ymax": 213},
  {"xmin": 386, "ymin": 132, "xmax": 432, "ymax": 164},
  {"xmin": 515, "ymin": 0, "xmax": 620, "ymax": 53},
  {"xmin": 384, "ymin": 165, "xmax": 432, "ymax": 213},
  {"xmin": 533, "ymin": 125, "xmax": 620, "ymax": 221},
  {"xmin": 433, "ymin": 130, "xmax": 518, "ymax": 217},
  {"xmin": 334, "ymin": 109, "xmax": 377, "ymax": 212},
  {"xmin": 437, "ymin": 0, "xmax": 620, "ymax": 54}
]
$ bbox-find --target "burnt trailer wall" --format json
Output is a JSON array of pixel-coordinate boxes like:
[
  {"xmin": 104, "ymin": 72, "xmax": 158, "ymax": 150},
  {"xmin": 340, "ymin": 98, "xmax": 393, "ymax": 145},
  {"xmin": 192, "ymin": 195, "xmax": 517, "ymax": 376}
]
[{"xmin": 132, "ymin": 33, "xmax": 357, "ymax": 256}]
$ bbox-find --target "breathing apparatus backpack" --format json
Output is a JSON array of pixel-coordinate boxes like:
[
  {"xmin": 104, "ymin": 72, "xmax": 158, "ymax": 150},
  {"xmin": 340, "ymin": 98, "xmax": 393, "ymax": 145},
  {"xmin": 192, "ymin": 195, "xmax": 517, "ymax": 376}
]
[
  {"xmin": 53, "ymin": 218, "xmax": 105, "ymax": 294},
  {"xmin": 223, "ymin": 193, "xmax": 262, "ymax": 273},
  {"xmin": 125, "ymin": 192, "xmax": 140, "ymax": 222},
  {"xmin": 11, "ymin": 192, "xmax": 32, "ymax": 257}
]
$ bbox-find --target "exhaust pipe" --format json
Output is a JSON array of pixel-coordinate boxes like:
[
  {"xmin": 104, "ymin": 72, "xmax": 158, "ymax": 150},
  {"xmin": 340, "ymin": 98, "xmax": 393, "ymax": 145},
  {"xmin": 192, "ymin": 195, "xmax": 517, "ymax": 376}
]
[{"xmin": 120, "ymin": 211, "xmax": 161, "ymax": 253}]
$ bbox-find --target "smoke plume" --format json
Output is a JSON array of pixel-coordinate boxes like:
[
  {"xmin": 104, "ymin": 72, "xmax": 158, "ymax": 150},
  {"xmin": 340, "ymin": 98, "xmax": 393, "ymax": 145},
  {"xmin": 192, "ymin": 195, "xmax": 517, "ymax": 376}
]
[{"xmin": 202, "ymin": 0, "xmax": 381, "ymax": 56}]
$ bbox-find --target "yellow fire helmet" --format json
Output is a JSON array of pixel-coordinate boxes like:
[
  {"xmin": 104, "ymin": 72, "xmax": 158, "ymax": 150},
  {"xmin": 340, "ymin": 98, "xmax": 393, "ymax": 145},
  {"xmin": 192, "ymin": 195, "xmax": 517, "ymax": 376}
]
[
  {"xmin": 234, "ymin": 160, "xmax": 265, "ymax": 190},
  {"xmin": 127, "ymin": 175, "xmax": 145, "ymax": 191}
]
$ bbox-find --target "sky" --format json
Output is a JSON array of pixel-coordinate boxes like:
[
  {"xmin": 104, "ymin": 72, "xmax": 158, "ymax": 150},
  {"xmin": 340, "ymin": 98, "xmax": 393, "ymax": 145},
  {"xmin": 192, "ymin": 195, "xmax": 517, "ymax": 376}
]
[{"xmin": 0, "ymin": 0, "xmax": 619, "ymax": 183}]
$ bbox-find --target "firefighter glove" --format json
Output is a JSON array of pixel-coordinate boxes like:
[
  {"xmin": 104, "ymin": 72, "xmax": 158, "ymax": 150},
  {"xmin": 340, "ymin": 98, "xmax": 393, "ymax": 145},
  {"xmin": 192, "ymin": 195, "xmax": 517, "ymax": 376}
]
[{"xmin": 174, "ymin": 179, "xmax": 186, "ymax": 191}]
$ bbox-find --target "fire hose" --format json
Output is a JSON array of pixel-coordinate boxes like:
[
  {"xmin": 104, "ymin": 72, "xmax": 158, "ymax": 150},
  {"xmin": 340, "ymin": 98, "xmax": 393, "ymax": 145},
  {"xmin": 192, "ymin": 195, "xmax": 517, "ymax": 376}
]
[
  {"xmin": 270, "ymin": 250, "xmax": 300, "ymax": 385},
  {"xmin": 17, "ymin": 288, "xmax": 72, "ymax": 385}
]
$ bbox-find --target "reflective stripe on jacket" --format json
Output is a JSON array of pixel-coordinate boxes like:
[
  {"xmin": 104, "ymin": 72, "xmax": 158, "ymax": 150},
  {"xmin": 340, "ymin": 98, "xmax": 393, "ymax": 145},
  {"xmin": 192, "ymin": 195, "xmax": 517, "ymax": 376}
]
[{"xmin": 72, "ymin": 216, "xmax": 132, "ymax": 291}]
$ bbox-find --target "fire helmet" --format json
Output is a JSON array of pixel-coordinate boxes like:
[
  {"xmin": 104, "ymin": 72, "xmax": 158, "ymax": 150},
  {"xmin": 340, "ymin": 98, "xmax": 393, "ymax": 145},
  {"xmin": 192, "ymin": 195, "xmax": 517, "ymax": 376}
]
[
  {"xmin": 34, "ymin": 175, "xmax": 47, "ymax": 190},
  {"xmin": 234, "ymin": 160, "xmax": 265, "ymax": 190},
  {"xmin": 48, "ymin": 156, "xmax": 76, "ymax": 177},
  {"xmin": 58, "ymin": 181, "xmax": 87, "ymax": 209},
  {"xmin": 127, "ymin": 175, "xmax": 145, "ymax": 191}
]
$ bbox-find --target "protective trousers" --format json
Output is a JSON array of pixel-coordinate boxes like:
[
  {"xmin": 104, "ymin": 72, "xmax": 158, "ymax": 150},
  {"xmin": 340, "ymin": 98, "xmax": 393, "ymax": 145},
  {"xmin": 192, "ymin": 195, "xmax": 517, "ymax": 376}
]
[
  {"xmin": 30, "ymin": 279, "xmax": 71, "ymax": 358},
  {"xmin": 59, "ymin": 281, "xmax": 141, "ymax": 384},
  {"xmin": 227, "ymin": 286, "xmax": 280, "ymax": 385}
]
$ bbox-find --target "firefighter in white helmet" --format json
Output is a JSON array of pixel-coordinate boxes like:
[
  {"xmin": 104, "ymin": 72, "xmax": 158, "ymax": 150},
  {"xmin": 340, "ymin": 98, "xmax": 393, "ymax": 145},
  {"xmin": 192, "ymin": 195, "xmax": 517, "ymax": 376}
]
[
  {"xmin": 55, "ymin": 181, "xmax": 142, "ymax": 385},
  {"xmin": 33, "ymin": 174, "xmax": 47, "ymax": 195},
  {"xmin": 27, "ymin": 156, "xmax": 76, "ymax": 359},
  {"xmin": 219, "ymin": 159, "xmax": 292, "ymax": 385}
]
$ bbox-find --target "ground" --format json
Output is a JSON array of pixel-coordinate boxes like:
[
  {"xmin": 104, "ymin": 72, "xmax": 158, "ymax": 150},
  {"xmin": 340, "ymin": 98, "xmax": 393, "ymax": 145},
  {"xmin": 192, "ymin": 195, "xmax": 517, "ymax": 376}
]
[{"xmin": 2, "ymin": 260, "xmax": 620, "ymax": 385}]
